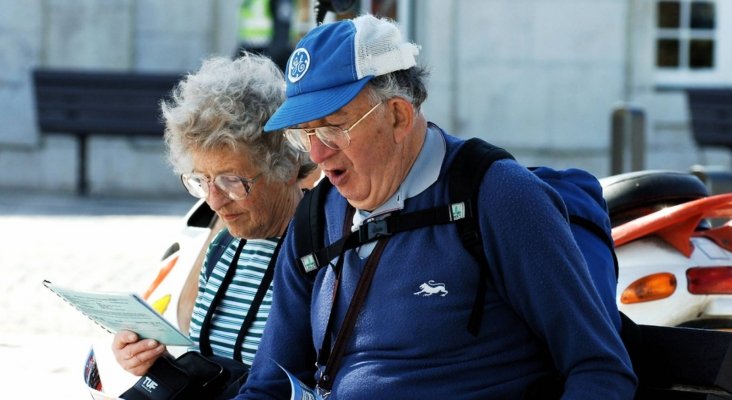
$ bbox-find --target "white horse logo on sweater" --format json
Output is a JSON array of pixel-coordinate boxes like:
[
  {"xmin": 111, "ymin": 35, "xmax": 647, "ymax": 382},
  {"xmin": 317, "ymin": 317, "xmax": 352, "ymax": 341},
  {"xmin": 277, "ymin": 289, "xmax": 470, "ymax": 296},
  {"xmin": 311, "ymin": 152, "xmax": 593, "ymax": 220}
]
[{"xmin": 414, "ymin": 280, "xmax": 448, "ymax": 297}]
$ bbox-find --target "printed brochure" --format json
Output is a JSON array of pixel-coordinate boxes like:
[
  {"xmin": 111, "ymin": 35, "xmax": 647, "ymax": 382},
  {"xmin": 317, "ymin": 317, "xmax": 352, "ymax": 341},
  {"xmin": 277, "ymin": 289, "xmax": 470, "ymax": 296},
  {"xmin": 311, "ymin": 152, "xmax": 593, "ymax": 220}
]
[
  {"xmin": 276, "ymin": 362, "xmax": 324, "ymax": 400},
  {"xmin": 84, "ymin": 347, "xmax": 123, "ymax": 400},
  {"xmin": 43, "ymin": 280, "xmax": 193, "ymax": 346}
]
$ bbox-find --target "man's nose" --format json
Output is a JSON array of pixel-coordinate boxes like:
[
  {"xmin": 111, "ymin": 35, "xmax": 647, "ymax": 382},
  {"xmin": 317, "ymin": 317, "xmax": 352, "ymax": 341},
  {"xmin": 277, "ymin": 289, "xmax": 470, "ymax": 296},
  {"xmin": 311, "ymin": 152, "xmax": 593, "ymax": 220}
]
[{"xmin": 308, "ymin": 135, "xmax": 337, "ymax": 164}]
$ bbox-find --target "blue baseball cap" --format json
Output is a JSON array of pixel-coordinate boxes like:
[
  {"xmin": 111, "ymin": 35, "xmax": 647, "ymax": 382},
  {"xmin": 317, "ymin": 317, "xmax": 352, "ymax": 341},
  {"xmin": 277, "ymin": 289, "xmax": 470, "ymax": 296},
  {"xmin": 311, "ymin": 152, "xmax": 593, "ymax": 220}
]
[{"xmin": 264, "ymin": 14, "xmax": 420, "ymax": 132}]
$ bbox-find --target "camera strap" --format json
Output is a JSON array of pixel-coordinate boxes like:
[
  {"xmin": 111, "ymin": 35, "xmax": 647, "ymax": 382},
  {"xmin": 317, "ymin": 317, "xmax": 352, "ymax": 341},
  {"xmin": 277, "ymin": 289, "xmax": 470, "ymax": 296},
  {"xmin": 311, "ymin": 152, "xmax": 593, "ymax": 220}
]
[{"xmin": 316, "ymin": 206, "xmax": 390, "ymax": 392}]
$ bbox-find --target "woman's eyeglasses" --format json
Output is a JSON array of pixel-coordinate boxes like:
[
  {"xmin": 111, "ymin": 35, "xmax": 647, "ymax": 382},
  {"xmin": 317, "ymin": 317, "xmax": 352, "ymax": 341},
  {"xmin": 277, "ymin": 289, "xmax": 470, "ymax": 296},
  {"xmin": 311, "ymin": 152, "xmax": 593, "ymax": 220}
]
[{"xmin": 180, "ymin": 172, "xmax": 261, "ymax": 201}]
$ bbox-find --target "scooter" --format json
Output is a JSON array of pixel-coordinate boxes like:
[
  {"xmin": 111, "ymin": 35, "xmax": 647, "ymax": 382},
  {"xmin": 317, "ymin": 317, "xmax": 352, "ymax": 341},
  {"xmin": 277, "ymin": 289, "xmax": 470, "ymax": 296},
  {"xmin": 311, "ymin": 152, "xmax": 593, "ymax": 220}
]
[
  {"xmin": 602, "ymin": 169, "xmax": 732, "ymax": 398},
  {"xmin": 602, "ymin": 170, "xmax": 732, "ymax": 329}
]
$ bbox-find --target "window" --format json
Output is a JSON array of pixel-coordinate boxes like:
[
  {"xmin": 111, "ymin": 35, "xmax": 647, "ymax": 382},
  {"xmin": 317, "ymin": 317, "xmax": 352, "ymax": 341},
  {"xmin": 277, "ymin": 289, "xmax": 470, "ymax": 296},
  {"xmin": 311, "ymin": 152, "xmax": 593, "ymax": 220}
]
[
  {"xmin": 656, "ymin": 1, "xmax": 715, "ymax": 70},
  {"xmin": 654, "ymin": 0, "xmax": 732, "ymax": 86}
]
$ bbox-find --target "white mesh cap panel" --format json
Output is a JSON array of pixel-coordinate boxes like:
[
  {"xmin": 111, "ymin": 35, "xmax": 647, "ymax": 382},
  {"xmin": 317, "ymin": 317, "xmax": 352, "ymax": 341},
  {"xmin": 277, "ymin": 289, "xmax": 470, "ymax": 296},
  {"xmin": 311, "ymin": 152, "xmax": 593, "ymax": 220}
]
[{"xmin": 353, "ymin": 15, "xmax": 420, "ymax": 79}]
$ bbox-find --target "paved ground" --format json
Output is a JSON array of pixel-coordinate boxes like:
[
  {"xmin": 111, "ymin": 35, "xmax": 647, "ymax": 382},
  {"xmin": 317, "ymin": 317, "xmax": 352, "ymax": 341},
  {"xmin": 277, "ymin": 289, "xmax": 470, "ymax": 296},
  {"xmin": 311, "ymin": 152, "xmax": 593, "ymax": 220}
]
[{"xmin": 0, "ymin": 192, "xmax": 196, "ymax": 398}]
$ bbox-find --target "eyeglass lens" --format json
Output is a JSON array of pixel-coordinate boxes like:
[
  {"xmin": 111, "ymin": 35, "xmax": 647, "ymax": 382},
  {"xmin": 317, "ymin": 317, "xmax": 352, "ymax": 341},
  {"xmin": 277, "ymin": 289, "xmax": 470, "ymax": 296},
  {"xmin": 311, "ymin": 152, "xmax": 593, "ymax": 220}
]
[
  {"xmin": 284, "ymin": 101, "xmax": 382, "ymax": 152},
  {"xmin": 284, "ymin": 128, "xmax": 348, "ymax": 152},
  {"xmin": 181, "ymin": 174, "xmax": 255, "ymax": 200}
]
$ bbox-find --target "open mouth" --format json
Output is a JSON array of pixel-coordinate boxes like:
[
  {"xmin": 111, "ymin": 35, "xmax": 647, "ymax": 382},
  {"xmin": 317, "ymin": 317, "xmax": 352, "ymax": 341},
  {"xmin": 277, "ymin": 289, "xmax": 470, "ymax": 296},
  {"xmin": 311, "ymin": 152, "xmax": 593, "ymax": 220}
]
[
  {"xmin": 329, "ymin": 169, "xmax": 345, "ymax": 178},
  {"xmin": 324, "ymin": 168, "xmax": 347, "ymax": 184}
]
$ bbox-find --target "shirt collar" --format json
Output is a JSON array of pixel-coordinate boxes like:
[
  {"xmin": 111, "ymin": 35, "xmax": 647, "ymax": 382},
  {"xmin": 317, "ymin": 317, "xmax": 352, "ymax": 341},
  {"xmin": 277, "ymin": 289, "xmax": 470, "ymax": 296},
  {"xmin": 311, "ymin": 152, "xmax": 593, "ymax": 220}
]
[{"xmin": 352, "ymin": 124, "xmax": 446, "ymax": 230}]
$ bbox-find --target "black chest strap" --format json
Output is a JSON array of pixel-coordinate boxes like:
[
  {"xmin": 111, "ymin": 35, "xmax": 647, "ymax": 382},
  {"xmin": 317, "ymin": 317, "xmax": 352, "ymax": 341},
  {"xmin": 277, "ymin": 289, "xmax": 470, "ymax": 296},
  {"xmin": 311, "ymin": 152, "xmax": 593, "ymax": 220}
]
[
  {"xmin": 293, "ymin": 138, "xmax": 514, "ymax": 335},
  {"xmin": 296, "ymin": 200, "xmax": 475, "ymax": 275},
  {"xmin": 448, "ymin": 139, "xmax": 514, "ymax": 334}
]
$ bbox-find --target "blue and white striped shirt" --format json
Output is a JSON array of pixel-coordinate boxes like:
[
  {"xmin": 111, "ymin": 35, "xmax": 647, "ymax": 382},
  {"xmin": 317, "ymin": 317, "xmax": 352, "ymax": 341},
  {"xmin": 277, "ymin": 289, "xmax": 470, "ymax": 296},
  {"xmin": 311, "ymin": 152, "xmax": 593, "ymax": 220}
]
[{"xmin": 189, "ymin": 236, "xmax": 277, "ymax": 366}]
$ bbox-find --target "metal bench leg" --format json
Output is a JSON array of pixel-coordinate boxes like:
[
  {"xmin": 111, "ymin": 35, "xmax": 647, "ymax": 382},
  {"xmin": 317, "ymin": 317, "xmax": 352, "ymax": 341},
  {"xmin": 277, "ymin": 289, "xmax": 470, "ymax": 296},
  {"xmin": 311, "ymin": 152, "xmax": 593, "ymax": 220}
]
[{"xmin": 78, "ymin": 134, "xmax": 88, "ymax": 196}]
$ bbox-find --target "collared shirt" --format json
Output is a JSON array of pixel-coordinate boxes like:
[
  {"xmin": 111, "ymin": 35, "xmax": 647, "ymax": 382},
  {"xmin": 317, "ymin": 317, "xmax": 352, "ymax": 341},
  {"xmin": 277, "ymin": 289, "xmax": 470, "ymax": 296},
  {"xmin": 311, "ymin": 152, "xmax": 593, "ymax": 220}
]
[{"xmin": 351, "ymin": 124, "xmax": 446, "ymax": 257}]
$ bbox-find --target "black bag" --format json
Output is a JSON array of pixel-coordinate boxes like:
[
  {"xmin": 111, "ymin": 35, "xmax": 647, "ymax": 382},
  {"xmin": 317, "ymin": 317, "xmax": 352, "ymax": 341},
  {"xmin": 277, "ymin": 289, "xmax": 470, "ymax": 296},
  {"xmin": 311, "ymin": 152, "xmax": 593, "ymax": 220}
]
[
  {"xmin": 120, "ymin": 231, "xmax": 283, "ymax": 400},
  {"xmin": 119, "ymin": 352, "xmax": 248, "ymax": 400}
]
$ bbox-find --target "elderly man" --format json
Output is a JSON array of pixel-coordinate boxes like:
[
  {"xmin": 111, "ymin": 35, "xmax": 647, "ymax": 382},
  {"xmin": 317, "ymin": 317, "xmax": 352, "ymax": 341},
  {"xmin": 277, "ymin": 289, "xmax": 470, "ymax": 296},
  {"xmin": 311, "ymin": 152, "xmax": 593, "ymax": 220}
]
[{"xmin": 237, "ymin": 14, "xmax": 636, "ymax": 400}]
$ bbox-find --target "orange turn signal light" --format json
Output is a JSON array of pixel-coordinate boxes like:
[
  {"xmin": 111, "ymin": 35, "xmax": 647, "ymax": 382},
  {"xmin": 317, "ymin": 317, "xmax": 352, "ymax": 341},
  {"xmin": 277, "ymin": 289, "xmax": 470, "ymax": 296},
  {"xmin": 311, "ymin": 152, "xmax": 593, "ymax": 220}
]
[{"xmin": 620, "ymin": 272, "xmax": 677, "ymax": 304}]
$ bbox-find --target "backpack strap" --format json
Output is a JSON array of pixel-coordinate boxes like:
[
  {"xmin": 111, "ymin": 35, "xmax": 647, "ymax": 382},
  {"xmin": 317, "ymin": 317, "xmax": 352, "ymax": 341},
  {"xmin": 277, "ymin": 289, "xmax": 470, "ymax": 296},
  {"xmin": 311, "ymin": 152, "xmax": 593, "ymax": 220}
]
[
  {"xmin": 291, "ymin": 138, "xmax": 514, "ymax": 335},
  {"xmin": 448, "ymin": 138, "xmax": 514, "ymax": 335},
  {"xmin": 452, "ymin": 139, "xmax": 619, "ymax": 334},
  {"xmin": 204, "ymin": 228, "xmax": 237, "ymax": 281},
  {"xmin": 293, "ymin": 178, "xmax": 333, "ymax": 275},
  {"xmin": 293, "ymin": 197, "xmax": 471, "ymax": 276},
  {"xmin": 292, "ymin": 137, "xmax": 619, "ymax": 345},
  {"xmin": 231, "ymin": 232, "xmax": 285, "ymax": 361},
  {"xmin": 199, "ymin": 238, "xmax": 246, "ymax": 357},
  {"xmin": 199, "ymin": 234, "xmax": 284, "ymax": 361},
  {"xmin": 569, "ymin": 215, "xmax": 619, "ymax": 280}
]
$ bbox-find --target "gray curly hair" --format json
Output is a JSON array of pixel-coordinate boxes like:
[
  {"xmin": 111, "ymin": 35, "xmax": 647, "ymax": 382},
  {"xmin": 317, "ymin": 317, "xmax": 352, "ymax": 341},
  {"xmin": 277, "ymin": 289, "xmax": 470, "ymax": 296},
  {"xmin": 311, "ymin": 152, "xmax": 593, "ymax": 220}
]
[{"xmin": 162, "ymin": 53, "xmax": 316, "ymax": 182}]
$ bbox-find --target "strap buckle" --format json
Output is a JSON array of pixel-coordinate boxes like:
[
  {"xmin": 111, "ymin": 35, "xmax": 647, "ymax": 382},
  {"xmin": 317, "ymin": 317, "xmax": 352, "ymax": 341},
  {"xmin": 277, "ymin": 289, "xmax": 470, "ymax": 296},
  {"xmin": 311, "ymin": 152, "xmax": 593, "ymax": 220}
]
[
  {"xmin": 358, "ymin": 218, "xmax": 391, "ymax": 243},
  {"xmin": 449, "ymin": 202, "xmax": 467, "ymax": 221},
  {"xmin": 299, "ymin": 253, "xmax": 319, "ymax": 273}
]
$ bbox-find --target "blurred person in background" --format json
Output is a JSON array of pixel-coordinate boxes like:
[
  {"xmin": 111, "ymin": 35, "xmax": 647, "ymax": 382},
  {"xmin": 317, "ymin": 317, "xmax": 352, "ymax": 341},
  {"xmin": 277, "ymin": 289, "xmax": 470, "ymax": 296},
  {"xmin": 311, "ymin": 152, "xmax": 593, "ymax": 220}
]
[{"xmin": 235, "ymin": 0, "xmax": 295, "ymax": 70}]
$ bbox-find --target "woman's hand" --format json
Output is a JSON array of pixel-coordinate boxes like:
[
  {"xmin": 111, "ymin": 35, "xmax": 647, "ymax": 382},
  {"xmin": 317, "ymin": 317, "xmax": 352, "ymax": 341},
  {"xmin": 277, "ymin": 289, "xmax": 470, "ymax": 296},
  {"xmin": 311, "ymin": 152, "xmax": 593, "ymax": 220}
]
[{"xmin": 112, "ymin": 330, "xmax": 167, "ymax": 376}]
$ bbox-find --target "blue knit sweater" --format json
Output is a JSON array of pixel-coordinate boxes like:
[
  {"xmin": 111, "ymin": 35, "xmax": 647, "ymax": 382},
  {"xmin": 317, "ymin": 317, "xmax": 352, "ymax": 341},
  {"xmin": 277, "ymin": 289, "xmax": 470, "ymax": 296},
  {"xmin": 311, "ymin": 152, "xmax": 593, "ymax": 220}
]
[{"xmin": 237, "ymin": 130, "xmax": 636, "ymax": 399}]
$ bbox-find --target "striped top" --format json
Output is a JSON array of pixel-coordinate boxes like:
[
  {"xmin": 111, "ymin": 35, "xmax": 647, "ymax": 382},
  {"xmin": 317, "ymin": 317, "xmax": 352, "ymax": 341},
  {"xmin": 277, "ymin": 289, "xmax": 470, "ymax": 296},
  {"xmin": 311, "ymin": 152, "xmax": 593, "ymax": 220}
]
[{"xmin": 188, "ymin": 235, "xmax": 277, "ymax": 367}]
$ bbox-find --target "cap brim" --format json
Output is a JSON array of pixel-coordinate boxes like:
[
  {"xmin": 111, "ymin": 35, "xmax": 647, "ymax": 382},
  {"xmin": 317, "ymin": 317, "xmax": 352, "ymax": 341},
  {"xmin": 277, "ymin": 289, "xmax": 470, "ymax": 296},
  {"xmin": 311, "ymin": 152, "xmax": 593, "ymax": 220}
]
[{"xmin": 264, "ymin": 76, "xmax": 373, "ymax": 132}]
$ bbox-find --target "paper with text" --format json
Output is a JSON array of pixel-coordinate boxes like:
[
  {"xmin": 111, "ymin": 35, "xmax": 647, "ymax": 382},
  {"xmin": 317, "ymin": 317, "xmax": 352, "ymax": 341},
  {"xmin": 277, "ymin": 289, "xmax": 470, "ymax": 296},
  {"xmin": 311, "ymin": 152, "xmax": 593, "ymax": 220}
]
[{"xmin": 43, "ymin": 280, "xmax": 193, "ymax": 346}]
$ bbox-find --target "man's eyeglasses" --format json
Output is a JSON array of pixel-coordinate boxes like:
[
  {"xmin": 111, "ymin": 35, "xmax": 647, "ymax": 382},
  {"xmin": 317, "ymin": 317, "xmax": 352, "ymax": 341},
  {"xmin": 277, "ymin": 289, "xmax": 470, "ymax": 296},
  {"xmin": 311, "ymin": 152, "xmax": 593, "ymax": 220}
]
[
  {"xmin": 180, "ymin": 172, "xmax": 261, "ymax": 201},
  {"xmin": 283, "ymin": 101, "xmax": 383, "ymax": 152}
]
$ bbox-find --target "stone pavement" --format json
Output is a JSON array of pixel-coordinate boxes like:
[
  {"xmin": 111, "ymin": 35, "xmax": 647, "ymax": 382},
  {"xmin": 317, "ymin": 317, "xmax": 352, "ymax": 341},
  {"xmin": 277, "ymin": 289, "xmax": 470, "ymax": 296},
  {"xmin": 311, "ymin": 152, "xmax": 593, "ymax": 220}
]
[{"xmin": 0, "ymin": 192, "xmax": 196, "ymax": 398}]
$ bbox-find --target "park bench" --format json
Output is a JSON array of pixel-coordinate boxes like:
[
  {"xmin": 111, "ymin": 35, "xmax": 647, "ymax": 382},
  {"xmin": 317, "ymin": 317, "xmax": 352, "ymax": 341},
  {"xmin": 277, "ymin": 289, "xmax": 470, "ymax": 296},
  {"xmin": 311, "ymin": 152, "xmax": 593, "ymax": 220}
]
[
  {"xmin": 686, "ymin": 88, "xmax": 732, "ymax": 197},
  {"xmin": 32, "ymin": 69, "xmax": 182, "ymax": 195},
  {"xmin": 687, "ymin": 88, "xmax": 732, "ymax": 152}
]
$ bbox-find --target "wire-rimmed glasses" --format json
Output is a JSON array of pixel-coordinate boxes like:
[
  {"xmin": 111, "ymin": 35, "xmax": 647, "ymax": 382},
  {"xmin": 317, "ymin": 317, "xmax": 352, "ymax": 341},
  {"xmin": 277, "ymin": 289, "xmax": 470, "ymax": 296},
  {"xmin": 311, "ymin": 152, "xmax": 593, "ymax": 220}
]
[{"xmin": 283, "ymin": 101, "xmax": 383, "ymax": 152}]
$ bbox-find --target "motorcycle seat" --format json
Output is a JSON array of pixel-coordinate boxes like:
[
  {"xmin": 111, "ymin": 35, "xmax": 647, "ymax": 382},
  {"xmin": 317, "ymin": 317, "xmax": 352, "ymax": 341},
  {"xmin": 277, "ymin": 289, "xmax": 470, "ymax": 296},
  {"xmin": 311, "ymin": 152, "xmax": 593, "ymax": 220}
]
[{"xmin": 600, "ymin": 170, "xmax": 709, "ymax": 227}]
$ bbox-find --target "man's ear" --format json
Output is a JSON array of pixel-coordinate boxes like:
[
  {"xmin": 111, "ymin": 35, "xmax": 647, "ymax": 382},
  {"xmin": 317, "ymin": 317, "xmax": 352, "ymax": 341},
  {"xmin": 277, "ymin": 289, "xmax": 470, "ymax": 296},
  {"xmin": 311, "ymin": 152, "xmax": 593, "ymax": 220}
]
[{"xmin": 388, "ymin": 97, "xmax": 415, "ymax": 144}]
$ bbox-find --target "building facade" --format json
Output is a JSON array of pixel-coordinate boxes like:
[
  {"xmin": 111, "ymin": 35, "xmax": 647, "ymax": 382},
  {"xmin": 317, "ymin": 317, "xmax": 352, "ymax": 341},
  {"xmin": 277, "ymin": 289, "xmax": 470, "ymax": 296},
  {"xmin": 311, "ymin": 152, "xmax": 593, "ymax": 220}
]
[{"xmin": 0, "ymin": 0, "xmax": 728, "ymax": 196}]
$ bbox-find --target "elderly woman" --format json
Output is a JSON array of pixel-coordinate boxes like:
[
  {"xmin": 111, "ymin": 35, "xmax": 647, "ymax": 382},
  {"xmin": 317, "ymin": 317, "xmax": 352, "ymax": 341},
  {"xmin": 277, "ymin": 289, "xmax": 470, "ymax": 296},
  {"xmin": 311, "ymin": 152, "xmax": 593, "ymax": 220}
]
[{"xmin": 111, "ymin": 53, "xmax": 315, "ymax": 397}]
